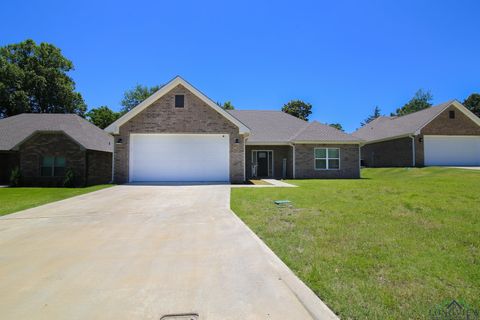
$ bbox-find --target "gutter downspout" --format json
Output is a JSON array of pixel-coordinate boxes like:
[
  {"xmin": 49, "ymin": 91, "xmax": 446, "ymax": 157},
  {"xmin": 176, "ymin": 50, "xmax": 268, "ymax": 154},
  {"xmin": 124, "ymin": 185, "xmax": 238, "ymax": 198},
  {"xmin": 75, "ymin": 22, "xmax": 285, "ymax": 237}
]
[
  {"xmin": 410, "ymin": 135, "xmax": 415, "ymax": 167},
  {"xmin": 243, "ymin": 135, "xmax": 247, "ymax": 182},
  {"xmin": 290, "ymin": 143, "xmax": 296, "ymax": 179},
  {"xmin": 111, "ymin": 136, "xmax": 115, "ymax": 183}
]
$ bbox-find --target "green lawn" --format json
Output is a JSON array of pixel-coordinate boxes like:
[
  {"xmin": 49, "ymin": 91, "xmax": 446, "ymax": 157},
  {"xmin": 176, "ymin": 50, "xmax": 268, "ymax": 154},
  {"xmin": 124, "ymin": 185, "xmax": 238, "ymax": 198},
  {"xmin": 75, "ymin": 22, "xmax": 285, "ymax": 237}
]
[
  {"xmin": 231, "ymin": 168, "xmax": 480, "ymax": 319},
  {"xmin": 0, "ymin": 185, "xmax": 113, "ymax": 216}
]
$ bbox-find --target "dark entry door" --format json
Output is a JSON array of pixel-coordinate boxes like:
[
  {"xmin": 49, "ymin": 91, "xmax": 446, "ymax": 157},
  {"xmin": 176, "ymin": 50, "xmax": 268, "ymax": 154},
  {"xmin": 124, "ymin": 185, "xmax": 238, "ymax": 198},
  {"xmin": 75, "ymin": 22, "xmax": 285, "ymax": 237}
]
[{"xmin": 256, "ymin": 151, "xmax": 269, "ymax": 177}]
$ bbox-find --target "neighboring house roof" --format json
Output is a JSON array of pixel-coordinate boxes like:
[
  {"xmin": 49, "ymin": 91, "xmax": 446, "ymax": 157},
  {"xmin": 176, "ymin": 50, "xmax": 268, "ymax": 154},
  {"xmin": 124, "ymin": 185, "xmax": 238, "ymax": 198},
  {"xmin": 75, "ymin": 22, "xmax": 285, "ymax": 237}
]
[
  {"xmin": 0, "ymin": 114, "xmax": 113, "ymax": 152},
  {"xmin": 228, "ymin": 110, "xmax": 362, "ymax": 144},
  {"xmin": 105, "ymin": 76, "xmax": 250, "ymax": 135},
  {"xmin": 352, "ymin": 100, "xmax": 480, "ymax": 143}
]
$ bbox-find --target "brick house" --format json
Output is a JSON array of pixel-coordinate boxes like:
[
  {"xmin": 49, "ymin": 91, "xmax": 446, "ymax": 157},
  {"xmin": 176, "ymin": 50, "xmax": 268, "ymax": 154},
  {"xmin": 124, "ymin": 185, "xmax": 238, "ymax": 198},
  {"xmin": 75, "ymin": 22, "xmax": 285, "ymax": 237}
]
[
  {"xmin": 105, "ymin": 76, "xmax": 362, "ymax": 183},
  {"xmin": 353, "ymin": 100, "xmax": 480, "ymax": 167},
  {"xmin": 0, "ymin": 114, "xmax": 113, "ymax": 186}
]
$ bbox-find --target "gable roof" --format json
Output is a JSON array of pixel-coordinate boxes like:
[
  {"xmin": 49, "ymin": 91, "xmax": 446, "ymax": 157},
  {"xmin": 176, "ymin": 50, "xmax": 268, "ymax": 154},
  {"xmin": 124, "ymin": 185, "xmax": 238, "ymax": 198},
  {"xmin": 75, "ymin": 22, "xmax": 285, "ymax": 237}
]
[
  {"xmin": 228, "ymin": 110, "xmax": 362, "ymax": 144},
  {"xmin": 352, "ymin": 100, "xmax": 480, "ymax": 143},
  {"xmin": 0, "ymin": 114, "xmax": 113, "ymax": 152},
  {"xmin": 104, "ymin": 76, "xmax": 250, "ymax": 135},
  {"xmin": 227, "ymin": 110, "xmax": 307, "ymax": 143},
  {"xmin": 291, "ymin": 121, "xmax": 361, "ymax": 143}
]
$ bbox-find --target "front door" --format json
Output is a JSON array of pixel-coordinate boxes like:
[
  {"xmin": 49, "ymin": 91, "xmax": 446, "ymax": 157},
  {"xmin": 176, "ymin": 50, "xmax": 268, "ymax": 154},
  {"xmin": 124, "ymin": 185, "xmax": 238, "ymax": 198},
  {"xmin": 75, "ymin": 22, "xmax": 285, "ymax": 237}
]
[
  {"xmin": 257, "ymin": 151, "xmax": 269, "ymax": 177},
  {"xmin": 253, "ymin": 150, "xmax": 273, "ymax": 178}
]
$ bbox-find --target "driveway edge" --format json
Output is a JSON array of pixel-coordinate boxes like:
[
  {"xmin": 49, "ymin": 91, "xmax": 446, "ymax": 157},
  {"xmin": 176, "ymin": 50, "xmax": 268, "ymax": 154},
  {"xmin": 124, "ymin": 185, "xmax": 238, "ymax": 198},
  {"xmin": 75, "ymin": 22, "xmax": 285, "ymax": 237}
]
[{"xmin": 227, "ymin": 204, "xmax": 339, "ymax": 320}]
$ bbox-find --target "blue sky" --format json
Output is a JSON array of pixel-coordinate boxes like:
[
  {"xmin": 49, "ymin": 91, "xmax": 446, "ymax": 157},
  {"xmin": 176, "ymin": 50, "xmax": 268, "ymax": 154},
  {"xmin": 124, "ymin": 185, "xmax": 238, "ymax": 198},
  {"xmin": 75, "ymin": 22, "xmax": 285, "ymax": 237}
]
[{"xmin": 1, "ymin": 0, "xmax": 479, "ymax": 132}]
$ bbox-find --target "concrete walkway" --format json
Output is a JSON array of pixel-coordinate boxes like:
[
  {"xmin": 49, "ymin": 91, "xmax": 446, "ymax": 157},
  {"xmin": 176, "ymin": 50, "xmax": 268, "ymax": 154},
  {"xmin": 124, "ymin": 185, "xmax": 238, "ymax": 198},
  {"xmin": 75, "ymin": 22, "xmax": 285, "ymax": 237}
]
[
  {"xmin": 0, "ymin": 185, "xmax": 337, "ymax": 320},
  {"xmin": 448, "ymin": 166, "xmax": 480, "ymax": 171},
  {"xmin": 231, "ymin": 179, "xmax": 297, "ymax": 188}
]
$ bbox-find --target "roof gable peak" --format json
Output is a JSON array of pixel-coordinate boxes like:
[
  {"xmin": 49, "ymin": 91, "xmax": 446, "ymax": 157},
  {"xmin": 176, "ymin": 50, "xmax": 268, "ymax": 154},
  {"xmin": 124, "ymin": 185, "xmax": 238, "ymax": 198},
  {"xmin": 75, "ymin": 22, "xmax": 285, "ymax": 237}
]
[{"xmin": 105, "ymin": 76, "xmax": 250, "ymax": 134}]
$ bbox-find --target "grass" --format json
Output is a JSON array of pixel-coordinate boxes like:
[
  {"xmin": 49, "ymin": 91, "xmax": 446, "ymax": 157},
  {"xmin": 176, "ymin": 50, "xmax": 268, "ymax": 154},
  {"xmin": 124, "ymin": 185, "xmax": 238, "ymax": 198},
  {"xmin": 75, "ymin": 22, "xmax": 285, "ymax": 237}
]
[
  {"xmin": 0, "ymin": 185, "xmax": 113, "ymax": 216},
  {"xmin": 231, "ymin": 168, "xmax": 480, "ymax": 319}
]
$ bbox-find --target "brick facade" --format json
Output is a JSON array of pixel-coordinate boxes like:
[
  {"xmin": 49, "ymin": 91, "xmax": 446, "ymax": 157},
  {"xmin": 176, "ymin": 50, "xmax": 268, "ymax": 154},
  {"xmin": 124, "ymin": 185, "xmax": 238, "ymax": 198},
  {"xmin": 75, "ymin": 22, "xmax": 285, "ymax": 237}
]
[
  {"xmin": 19, "ymin": 132, "xmax": 86, "ymax": 187},
  {"xmin": 361, "ymin": 137, "xmax": 413, "ymax": 167},
  {"xmin": 86, "ymin": 150, "xmax": 112, "ymax": 186},
  {"xmin": 246, "ymin": 145, "xmax": 293, "ymax": 179},
  {"xmin": 294, "ymin": 144, "xmax": 360, "ymax": 179},
  {"xmin": 421, "ymin": 105, "xmax": 480, "ymax": 136},
  {"xmin": 11, "ymin": 132, "xmax": 112, "ymax": 187},
  {"xmin": 0, "ymin": 152, "xmax": 19, "ymax": 184},
  {"xmin": 113, "ymin": 84, "xmax": 245, "ymax": 183}
]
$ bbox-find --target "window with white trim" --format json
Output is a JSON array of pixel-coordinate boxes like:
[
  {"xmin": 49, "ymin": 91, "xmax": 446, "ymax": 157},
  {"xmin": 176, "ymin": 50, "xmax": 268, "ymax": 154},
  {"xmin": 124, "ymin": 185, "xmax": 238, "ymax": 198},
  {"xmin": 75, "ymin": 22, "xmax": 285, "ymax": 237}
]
[
  {"xmin": 175, "ymin": 95, "xmax": 185, "ymax": 108},
  {"xmin": 314, "ymin": 148, "xmax": 340, "ymax": 170}
]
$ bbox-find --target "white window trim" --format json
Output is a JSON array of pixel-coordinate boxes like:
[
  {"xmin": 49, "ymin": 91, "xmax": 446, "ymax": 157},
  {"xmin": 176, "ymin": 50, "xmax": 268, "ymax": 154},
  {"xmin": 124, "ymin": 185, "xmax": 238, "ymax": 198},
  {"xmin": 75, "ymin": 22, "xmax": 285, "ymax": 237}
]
[
  {"xmin": 314, "ymin": 147, "xmax": 340, "ymax": 170},
  {"xmin": 174, "ymin": 94, "xmax": 185, "ymax": 108}
]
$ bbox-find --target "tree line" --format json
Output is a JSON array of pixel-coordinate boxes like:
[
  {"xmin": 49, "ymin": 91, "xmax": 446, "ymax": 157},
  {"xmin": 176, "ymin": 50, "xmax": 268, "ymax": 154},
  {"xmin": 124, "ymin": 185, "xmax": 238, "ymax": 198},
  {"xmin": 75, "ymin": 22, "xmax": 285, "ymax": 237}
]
[{"xmin": 1, "ymin": 40, "xmax": 479, "ymax": 131}]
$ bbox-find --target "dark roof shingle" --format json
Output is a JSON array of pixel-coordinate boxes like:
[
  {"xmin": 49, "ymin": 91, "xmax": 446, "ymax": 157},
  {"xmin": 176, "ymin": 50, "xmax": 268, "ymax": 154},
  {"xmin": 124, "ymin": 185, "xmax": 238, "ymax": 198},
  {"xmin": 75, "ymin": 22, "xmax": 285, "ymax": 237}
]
[
  {"xmin": 229, "ymin": 110, "xmax": 361, "ymax": 143},
  {"xmin": 0, "ymin": 114, "xmax": 113, "ymax": 152},
  {"xmin": 292, "ymin": 121, "xmax": 361, "ymax": 142}
]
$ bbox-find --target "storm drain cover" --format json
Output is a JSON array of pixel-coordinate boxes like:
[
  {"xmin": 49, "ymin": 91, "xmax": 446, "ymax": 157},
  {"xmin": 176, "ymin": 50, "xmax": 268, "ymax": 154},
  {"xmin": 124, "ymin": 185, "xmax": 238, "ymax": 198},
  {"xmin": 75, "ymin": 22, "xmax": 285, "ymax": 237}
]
[{"xmin": 160, "ymin": 313, "xmax": 198, "ymax": 320}]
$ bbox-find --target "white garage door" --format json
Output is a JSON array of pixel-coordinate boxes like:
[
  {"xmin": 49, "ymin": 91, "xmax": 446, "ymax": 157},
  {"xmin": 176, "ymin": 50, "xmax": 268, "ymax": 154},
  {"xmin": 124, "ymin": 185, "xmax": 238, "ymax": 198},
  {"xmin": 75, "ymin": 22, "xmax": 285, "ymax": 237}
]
[
  {"xmin": 424, "ymin": 135, "xmax": 480, "ymax": 166},
  {"xmin": 129, "ymin": 134, "xmax": 230, "ymax": 182}
]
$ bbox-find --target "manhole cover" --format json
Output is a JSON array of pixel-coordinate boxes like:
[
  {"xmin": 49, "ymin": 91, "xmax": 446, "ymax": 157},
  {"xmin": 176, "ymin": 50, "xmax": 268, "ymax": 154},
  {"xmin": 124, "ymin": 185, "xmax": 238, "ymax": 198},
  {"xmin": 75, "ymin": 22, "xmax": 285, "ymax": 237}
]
[{"xmin": 160, "ymin": 313, "xmax": 198, "ymax": 320}]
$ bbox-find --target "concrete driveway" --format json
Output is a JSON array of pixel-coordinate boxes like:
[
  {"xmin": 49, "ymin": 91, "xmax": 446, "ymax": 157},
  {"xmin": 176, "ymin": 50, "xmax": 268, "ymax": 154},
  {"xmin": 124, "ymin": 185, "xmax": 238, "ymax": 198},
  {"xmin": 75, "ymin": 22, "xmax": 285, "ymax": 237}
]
[{"xmin": 0, "ymin": 185, "xmax": 336, "ymax": 320}]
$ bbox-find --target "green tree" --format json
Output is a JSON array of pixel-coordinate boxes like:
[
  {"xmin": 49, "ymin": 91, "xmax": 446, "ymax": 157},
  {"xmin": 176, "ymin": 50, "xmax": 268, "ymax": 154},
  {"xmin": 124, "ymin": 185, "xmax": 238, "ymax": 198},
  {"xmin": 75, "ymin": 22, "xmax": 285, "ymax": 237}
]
[
  {"xmin": 86, "ymin": 106, "xmax": 121, "ymax": 129},
  {"xmin": 392, "ymin": 89, "xmax": 433, "ymax": 116},
  {"xmin": 120, "ymin": 84, "xmax": 161, "ymax": 114},
  {"xmin": 463, "ymin": 93, "xmax": 480, "ymax": 118},
  {"xmin": 216, "ymin": 101, "xmax": 235, "ymax": 110},
  {"xmin": 329, "ymin": 123, "xmax": 343, "ymax": 131},
  {"xmin": 0, "ymin": 39, "xmax": 86, "ymax": 118},
  {"xmin": 361, "ymin": 106, "xmax": 382, "ymax": 126},
  {"xmin": 281, "ymin": 100, "xmax": 312, "ymax": 121}
]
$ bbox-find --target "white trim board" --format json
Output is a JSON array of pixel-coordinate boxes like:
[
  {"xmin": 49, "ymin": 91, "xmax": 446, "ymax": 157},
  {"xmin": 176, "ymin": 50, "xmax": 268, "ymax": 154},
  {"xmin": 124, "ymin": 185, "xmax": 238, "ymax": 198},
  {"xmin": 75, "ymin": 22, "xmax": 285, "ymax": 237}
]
[{"xmin": 105, "ymin": 76, "xmax": 250, "ymax": 135}]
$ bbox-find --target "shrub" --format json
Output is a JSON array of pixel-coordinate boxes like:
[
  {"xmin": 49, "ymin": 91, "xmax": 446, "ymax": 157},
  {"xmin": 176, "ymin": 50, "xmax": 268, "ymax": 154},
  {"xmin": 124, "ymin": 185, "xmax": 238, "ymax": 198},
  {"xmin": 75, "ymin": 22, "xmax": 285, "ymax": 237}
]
[
  {"xmin": 9, "ymin": 167, "xmax": 21, "ymax": 187},
  {"xmin": 63, "ymin": 168, "xmax": 76, "ymax": 187}
]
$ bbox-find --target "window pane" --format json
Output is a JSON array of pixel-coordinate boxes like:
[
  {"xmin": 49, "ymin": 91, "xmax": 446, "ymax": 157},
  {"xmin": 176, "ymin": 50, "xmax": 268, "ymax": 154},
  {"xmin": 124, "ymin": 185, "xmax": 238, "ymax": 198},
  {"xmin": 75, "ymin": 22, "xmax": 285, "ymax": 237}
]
[
  {"xmin": 42, "ymin": 156, "xmax": 54, "ymax": 167},
  {"xmin": 175, "ymin": 95, "xmax": 184, "ymax": 108},
  {"xmin": 54, "ymin": 167, "xmax": 66, "ymax": 176},
  {"xmin": 328, "ymin": 159, "xmax": 340, "ymax": 169},
  {"xmin": 315, "ymin": 148, "xmax": 326, "ymax": 158},
  {"xmin": 55, "ymin": 157, "xmax": 66, "ymax": 167},
  {"xmin": 315, "ymin": 159, "xmax": 327, "ymax": 169},
  {"xmin": 41, "ymin": 167, "xmax": 53, "ymax": 176},
  {"xmin": 328, "ymin": 148, "xmax": 339, "ymax": 158}
]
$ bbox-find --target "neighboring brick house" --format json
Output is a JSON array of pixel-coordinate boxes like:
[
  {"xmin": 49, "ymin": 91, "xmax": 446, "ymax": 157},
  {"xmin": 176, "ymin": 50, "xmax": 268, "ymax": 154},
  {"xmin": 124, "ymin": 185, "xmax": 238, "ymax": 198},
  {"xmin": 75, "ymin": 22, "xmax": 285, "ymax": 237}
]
[
  {"xmin": 0, "ymin": 114, "xmax": 113, "ymax": 186},
  {"xmin": 353, "ymin": 100, "xmax": 480, "ymax": 167},
  {"xmin": 105, "ymin": 76, "xmax": 362, "ymax": 182}
]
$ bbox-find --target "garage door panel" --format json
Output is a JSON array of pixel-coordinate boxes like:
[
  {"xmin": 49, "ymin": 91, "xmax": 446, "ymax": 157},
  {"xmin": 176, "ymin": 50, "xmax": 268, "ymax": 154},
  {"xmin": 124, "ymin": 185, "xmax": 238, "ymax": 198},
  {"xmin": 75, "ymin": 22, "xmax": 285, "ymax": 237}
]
[
  {"xmin": 424, "ymin": 136, "xmax": 480, "ymax": 166},
  {"xmin": 130, "ymin": 134, "xmax": 229, "ymax": 182}
]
